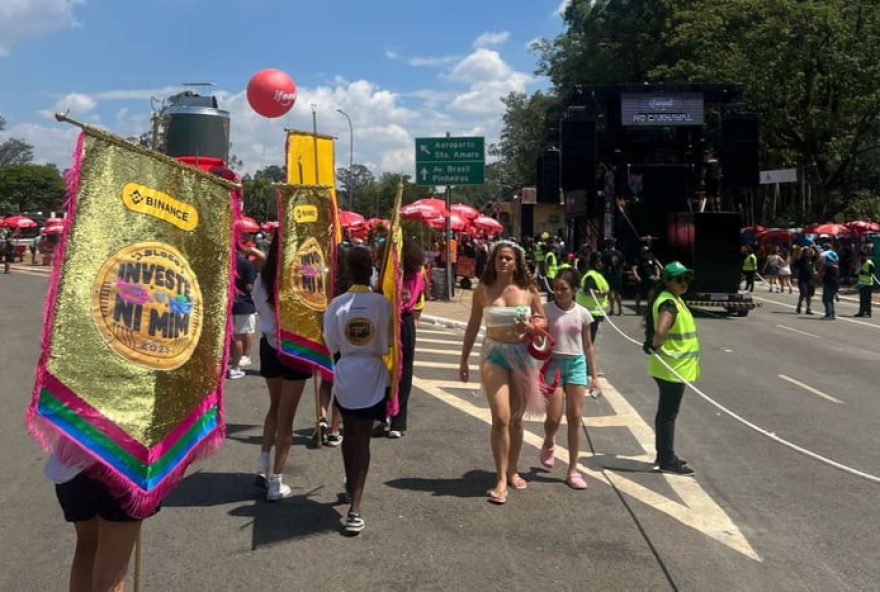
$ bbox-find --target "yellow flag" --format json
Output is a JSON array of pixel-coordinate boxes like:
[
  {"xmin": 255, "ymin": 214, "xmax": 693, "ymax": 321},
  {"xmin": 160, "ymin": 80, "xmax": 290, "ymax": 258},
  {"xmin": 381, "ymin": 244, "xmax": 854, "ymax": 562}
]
[
  {"xmin": 380, "ymin": 183, "xmax": 404, "ymax": 415},
  {"xmin": 285, "ymin": 130, "xmax": 342, "ymax": 243}
]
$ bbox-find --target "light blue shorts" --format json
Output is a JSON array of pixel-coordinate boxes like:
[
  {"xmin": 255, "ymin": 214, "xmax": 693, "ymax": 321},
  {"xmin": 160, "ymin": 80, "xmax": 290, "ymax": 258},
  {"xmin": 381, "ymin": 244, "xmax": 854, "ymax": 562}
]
[{"xmin": 543, "ymin": 354, "xmax": 588, "ymax": 386}]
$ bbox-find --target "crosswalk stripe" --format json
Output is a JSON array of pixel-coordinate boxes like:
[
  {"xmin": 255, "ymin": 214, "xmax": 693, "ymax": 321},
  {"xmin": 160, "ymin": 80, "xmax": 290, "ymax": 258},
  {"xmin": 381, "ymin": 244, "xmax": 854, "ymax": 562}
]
[
  {"xmin": 414, "ymin": 361, "xmax": 480, "ymax": 371},
  {"xmin": 416, "ymin": 347, "xmax": 478, "ymax": 357},
  {"xmin": 418, "ymin": 337, "xmax": 470, "ymax": 346}
]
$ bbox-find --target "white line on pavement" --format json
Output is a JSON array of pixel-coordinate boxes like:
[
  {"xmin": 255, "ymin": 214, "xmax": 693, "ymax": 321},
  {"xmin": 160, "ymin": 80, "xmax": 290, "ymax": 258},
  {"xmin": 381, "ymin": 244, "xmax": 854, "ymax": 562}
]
[
  {"xmin": 416, "ymin": 347, "xmax": 477, "ymax": 357},
  {"xmin": 418, "ymin": 337, "xmax": 471, "ymax": 346},
  {"xmin": 778, "ymin": 374, "xmax": 844, "ymax": 405},
  {"xmin": 755, "ymin": 296, "xmax": 878, "ymax": 330},
  {"xmin": 776, "ymin": 324, "xmax": 820, "ymax": 339},
  {"xmin": 414, "ymin": 360, "xmax": 479, "ymax": 371}
]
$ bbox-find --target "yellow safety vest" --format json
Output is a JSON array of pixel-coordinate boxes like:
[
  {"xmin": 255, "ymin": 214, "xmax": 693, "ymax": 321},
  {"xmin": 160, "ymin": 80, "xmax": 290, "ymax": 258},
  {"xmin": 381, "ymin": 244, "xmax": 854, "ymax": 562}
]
[
  {"xmin": 577, "ymin": 270, "xmax": 609, "ymax": 317},
  {"xmin": 534, "ymin": 243, "xmax": 546, "ymax": 262},
  {"xmin": 649, "ymin": 291, "xmax": 701, "ymax": 383},
  {"xmin": 742, "ymin": 253, "xmax": 757, "ymax": 272},
  {"xmin": 858, "ymin": 259, "xmax": 875, "ymax": 287},
  {"xmin": 545, "ymin": 251, "xmax": 558, "ymax": 279}
]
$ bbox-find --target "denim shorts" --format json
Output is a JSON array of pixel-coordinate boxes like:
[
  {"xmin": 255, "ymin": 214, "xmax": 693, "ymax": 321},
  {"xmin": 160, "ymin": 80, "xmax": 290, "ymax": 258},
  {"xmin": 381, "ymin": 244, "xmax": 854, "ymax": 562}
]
[{"xmin": 543, "ymin": 354, "xmax": 588, "ymax": 386}]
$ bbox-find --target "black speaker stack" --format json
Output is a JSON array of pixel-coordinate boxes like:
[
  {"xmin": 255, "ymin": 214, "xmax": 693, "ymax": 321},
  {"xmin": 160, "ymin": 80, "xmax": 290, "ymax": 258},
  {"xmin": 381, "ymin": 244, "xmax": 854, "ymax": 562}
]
[{"xmin": 720, "ymin": 114, "xmax": 759, "ymax": 187}]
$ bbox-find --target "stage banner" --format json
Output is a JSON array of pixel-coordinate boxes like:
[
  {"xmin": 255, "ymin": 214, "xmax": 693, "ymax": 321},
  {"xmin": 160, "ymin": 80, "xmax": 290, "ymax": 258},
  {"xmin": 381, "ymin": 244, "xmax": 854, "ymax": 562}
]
[
  {"xmin": 276, "ymin": 184, "xmax": 335, "ymax": 380},
  {"xmin": 379, "ymin": 183, "xmax": 404, "ymax": 416},
  {"xmin": 285, "ymin": 130, "xmax": 343, "ymax": 244},
  {"xmin": 27, "ymin": 125, "xmax": 238, "ymax": 518}
]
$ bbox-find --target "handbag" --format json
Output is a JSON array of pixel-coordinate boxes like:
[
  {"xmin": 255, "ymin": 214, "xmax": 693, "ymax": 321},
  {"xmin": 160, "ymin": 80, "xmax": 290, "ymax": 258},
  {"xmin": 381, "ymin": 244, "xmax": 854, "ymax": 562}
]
[{"xmin": 528, "ymin": 328, "xmax": 560, "ymax": 397}]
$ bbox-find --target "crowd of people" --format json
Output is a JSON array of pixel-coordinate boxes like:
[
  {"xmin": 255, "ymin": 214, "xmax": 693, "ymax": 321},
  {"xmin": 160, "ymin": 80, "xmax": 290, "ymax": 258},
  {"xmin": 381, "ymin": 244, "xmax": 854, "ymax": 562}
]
[{"xmin": 741, "ymin": 241, "xmax": 876, "ymax": 319}]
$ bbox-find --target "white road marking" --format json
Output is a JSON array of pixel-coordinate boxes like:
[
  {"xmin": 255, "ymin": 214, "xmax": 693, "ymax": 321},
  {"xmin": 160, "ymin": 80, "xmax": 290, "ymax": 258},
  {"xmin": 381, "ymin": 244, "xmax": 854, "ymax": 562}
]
[
  {"xmin": 776, "ymin": 324, "xmax": 820, "ymax": 339},
  {"xmin": 778, "ymin": 374, "xmax": 844, "ymax": 405},
  {"xmin": 417, "ymin": 329, "xmax": 464, "ymax": 336},
  {"xmin": 415, "ymin": 360, "xmax": 480, "ymax": 371},
  {"xmin": 755, "ymin": 296, "xmax": 878, "ymax": 329},
  {"xmin": 412, "ymin": 375, "xmax": 761, "ymax": 562},
  {"xmin": 416, "ymin": 347, "xmax": 478, "ymax": 357},
  {"xmin": 418, "ymin": 337, "xmax": 471, "ymax": 346}
]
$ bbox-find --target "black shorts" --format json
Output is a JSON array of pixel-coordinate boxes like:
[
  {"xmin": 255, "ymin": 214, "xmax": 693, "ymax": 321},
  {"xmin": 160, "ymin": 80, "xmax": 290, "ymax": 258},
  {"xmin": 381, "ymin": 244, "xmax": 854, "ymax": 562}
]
[
  {"xmin": 259, "ymin": 336, "xmax": 313, "ymax": 381},
  {"xmin": 334, "ymin": 398, "xmax": 386, "ymax": 422},
  {"xmin": 55, "ymin": 471, "xmax": 158, "ymax": 523}
]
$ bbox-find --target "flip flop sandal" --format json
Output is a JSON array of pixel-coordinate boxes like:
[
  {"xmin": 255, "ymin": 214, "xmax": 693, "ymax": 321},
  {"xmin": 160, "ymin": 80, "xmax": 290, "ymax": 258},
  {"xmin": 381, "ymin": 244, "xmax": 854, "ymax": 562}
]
[
  {"xmin": 487, "ymin": 489, "xmax": 508, "ymax": 504},
  {"xmin": 508, "ymin": 475, "xmax": 528, "ymax": 490}
]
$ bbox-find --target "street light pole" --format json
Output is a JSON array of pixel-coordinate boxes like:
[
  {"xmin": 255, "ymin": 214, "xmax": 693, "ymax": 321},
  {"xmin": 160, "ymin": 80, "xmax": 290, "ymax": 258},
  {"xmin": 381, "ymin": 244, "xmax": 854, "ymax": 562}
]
[{"xmin": 336, "ymin": 109, "xmax": 354, "ymax": 211}]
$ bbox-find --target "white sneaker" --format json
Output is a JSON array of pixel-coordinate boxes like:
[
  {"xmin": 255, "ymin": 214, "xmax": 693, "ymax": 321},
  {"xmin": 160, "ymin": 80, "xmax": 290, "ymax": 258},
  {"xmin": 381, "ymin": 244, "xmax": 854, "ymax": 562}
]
[
  {"xmin": 239, "ymin": 356, "xmax": 253, "ymax": 368},
  {"xmin": 266, "ymin": 475, "xmax": 292, "ymax": 501},
  {"xmin": 227, "ymin": 368, "xmax": 245, "ymax": 380}
]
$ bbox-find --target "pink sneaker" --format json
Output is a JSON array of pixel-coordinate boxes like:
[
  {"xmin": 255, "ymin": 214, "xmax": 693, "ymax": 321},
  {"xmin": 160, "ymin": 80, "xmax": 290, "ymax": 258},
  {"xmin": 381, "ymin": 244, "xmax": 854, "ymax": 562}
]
[
  {"xmin": 540, "ymin": 446, "xmax": 555, "ymax": 468},
  {"xmin": 566, "ymin": 471, "xmax": 588, "ymax": 490}
]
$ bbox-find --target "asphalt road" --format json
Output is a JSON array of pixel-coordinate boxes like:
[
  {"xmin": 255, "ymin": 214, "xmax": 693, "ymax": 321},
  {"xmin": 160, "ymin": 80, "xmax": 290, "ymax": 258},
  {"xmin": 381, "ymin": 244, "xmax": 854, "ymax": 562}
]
[{"xmin": 1, "ymin": 267, "xmax": 878, "ymax": 591}]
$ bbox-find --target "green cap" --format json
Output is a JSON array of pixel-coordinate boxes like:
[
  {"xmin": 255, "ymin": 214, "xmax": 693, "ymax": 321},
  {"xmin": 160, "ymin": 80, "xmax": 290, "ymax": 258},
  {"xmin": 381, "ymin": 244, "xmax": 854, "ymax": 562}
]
[{"xmin": 661, "ymin": 261, "xmax": 694, "ymax": 281}]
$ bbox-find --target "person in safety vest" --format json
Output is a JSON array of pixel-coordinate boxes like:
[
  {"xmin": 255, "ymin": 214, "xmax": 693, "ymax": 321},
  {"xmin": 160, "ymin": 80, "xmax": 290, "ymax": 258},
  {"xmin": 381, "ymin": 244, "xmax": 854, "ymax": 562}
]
[
  {"xmin": 545, "ymin": 247, "xmax": 559, "ymax": 281},
  {"xmin": 533, "ymin": 234, "xmax": 547, "ymax": 277},
  {"xmin": 741, "ymin": 245, "xmax": 757, "ymax": 292},
  {"xmin": 642, "ymin": 261, "xmax": 699, "ymax": 476},
  {"xmin": 855, "ymin": 244, "xmax": 875, "ymax": 318},
  {"xmin": 577, "ymin": 252, "xmax": 609, "ymax": 344}
]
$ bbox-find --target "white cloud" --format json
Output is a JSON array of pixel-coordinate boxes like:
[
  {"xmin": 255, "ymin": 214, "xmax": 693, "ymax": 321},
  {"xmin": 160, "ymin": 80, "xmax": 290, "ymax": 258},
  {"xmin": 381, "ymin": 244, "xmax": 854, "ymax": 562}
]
[
  {"xmin": 555, "ymin": 0, "xmax": 572, "ymax": 16},
  {"xmin": 38, "ymin": 92, "xmax": 97, "ymax": 119},
  {"xmin": 408, "ymin": 55, "xmax": 461, "ymax": 67},
  {"xmin": 385, "ymin": 50, "xmax": 398, "ymax": 60},
  {"xmin": 0, "ymin": 0, "xmax": 84, "ymax": 57},
  {"xmin": 19, "ymin": 48, "xmax": 544, "ymax": 181},
  {"xmin": 473, "ymin": 31, "xmax": 510, "ymax": 48}
]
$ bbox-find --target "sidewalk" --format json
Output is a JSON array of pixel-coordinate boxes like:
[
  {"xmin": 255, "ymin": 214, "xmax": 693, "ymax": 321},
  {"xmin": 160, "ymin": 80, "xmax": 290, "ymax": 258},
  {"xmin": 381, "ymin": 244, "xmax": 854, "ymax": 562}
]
[{"xmin": 421, "ymin": 289, "xmax": 474, "ymax": 330}]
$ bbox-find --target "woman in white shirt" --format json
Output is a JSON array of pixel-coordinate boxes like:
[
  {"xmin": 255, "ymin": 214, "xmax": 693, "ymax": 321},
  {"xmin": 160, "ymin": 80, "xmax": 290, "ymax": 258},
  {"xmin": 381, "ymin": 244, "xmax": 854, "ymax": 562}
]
[
  {"xmin": 323, "ymin": 246, "xmax": 392, "ymax": 534},
  {"xmin": 252, "ymin": 234, "xmax": 313, "ymax": 502}
]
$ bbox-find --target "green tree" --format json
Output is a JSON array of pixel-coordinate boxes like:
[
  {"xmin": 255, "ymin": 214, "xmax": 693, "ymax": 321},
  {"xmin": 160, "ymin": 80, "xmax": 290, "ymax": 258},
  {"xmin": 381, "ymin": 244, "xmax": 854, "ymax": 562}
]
[
  {"xmin": 495, "ymin": 91, "xmax": 560, "ymax": 190},
  {"xmin": 0, "ymin": 115, "xmax": 35, "ymax": 166},
  {"xmin": 0, "ymin": 164, "xmax": 65, "ymax": 212},
  {"xmin": 336, "ymin": 164, "xmax": 375, "ymax": 210},
  {"xmin": 241, "ymin": 165, "xmax": 287, "ymax": 221}
]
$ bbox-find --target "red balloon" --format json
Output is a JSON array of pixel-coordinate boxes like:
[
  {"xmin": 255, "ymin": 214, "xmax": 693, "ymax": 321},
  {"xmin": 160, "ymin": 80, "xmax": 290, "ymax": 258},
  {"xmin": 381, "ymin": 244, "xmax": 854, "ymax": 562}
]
[{"xmin": 247, "ymin": 69, "xmax": 297, "ymax": 118}]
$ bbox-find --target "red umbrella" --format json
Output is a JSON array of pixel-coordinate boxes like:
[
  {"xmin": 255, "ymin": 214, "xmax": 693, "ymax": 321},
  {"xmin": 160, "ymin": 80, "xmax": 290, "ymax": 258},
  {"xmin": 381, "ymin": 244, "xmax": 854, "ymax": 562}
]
[
  {"xmin": 236, "ymin": 216, "xmax": 260, "ymax": 233},
  {"xmin": 338, "ymin": 210, "xmax": 367, "ymax": 229},
  {"xmin": 742, "ymin": 224, "xmax": 767, "ymax": 235},
  {"xmin": 367, "ymin": 218, "xmax": 390, "ymax": 229},
  {"xmin": 43, "ymin": 225, "xmax": 65, "ymax": 235},
  {"xmin": 756, "ymin": 228, "xmax": 794, "ymax": 243},
  {"xmin": 808, "ymin": 223, "xmax": 852, "ymax": 237},
  {"xmin": 3, "ymin": 215, "xmax": 38, "ymax": 229},
  {"xmin": 426, "ymin": 214, "xmax": 470, "ymax": 232},
  {"xmin": 845, "ymin": 220, "xmax": 880, "ymax": 234},
  {"xmin": 401, "ymin": 198, "xmax": 449, "ymax": 221},
  {"xmin": 451, "ymin": 203, "xmax": 480, "ymax": 220},
  {"xmin": 472, "ymin": 215, "xmax": 504, "ymax": 234}
]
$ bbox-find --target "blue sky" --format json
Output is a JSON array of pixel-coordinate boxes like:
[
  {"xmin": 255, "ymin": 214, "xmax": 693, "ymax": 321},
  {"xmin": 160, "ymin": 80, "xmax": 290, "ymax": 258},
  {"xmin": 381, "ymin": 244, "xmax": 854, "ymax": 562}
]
[{"xmin": 0, "ymin": 0, "xmax": 569, "ymax": 176}]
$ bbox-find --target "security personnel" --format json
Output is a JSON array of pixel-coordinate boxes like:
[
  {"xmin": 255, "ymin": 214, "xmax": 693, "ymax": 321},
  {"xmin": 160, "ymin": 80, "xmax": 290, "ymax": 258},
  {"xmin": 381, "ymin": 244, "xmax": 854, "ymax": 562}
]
[
  {"xmin": 643, "ymin": 261, "xmax": 699, "ymax": 476},
  {"xmin": 545, "ymin": 247, "xmax": 559, "ymax": 281},
  {"xmin": 533, "ymin": 235, "xmax": 547, "ymax": 277},
  {"xmin": 742, "ymin": 245, "xmax": 757, "ymax": 292},
  {"xmin": 577, "ymin": 252, "xmax": 609, "ymax": 343},
  {"xmin": 855, "ymin": 245, "xmax": 875, "ymax": 317}
]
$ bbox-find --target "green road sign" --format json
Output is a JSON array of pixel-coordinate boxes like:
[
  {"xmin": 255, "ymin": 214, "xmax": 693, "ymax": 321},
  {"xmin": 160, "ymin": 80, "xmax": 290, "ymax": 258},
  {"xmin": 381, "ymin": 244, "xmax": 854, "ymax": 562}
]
[{"xmin": 415, "ymin": 136, "xmax": 485, "ymax": 185}]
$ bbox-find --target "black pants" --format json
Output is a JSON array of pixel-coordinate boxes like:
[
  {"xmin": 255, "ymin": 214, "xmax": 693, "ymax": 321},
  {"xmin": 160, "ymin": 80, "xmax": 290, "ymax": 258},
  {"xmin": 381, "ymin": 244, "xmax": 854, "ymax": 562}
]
[
  {"xmin": 590, "ymin": 318, "xmax": 602, "ymax": 343},
  {"xmin": 743, "ymin": 271, "xmax": 755, "ymax": 292},
  {"xmin": 859, "ymin": 285, "xmax": 873, "ymax": 316},
  {"xmin": 653, "ymin": 378, "xmax": 685, "ymax": 466},
  {"xmin": 390, "ymin": 312, "xmax": 416, "ymax": 431}
]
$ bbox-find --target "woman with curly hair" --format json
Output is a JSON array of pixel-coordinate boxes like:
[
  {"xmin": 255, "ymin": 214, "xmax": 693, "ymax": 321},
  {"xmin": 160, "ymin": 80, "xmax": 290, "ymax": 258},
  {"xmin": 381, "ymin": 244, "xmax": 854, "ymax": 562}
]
[{"xmin": 459, "ymin": 241, "xmax": 546, "ymax": 504}]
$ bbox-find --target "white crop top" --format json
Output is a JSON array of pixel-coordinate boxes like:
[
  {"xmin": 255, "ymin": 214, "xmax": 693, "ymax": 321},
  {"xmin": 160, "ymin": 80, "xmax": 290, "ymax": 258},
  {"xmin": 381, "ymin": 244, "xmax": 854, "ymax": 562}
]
[{"xmin": 484, "ymin": 305, "xmax": 530, "ymax": 328}]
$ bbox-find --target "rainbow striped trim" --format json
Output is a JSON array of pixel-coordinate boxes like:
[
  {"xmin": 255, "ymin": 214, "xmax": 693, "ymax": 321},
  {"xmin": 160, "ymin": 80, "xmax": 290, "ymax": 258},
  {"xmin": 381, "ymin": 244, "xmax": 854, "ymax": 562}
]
[
  {"xmin": 278, "ymin": 329, "xmax": 334, "ymax": 380},
  {"xmin": 36, "ymin": 374, "xmax": 219, "ymax": 492}
]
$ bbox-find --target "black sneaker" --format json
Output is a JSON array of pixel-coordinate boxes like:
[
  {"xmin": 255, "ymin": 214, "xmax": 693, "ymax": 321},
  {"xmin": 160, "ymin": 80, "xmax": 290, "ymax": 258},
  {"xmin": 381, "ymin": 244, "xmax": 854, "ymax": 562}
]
[
  {"xmin": 325, "ymin": 433, "xmax": 343, "ymax": 447},
  {"xmin": 659, "ymin": 461, "xmax": 695, "ymax": 476}
]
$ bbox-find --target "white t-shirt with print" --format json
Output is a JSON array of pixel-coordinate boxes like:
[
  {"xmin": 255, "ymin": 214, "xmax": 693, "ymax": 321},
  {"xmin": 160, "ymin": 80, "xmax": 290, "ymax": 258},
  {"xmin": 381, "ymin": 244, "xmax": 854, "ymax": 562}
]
[
  {"xmin": 544, "ymin": 300, "xmax": 594, "ymax": 356},
  {"xmin": 323, "ymin": 290, "xmax": 392, "ymax": 409}
]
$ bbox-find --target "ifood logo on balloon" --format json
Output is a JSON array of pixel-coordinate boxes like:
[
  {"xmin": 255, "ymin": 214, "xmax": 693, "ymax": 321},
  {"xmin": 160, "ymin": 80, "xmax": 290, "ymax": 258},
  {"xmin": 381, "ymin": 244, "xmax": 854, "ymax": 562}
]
[{"xmin": 275, "ymin": 90, "xmax": 297, "ymax": 106}]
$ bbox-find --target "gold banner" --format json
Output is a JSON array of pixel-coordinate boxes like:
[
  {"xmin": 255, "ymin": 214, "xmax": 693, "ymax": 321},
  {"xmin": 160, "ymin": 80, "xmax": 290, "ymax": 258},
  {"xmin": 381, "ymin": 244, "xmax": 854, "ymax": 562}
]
[{"xmin": 47, "ymin": 130, "xmax": 235, "ymax": 446}]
